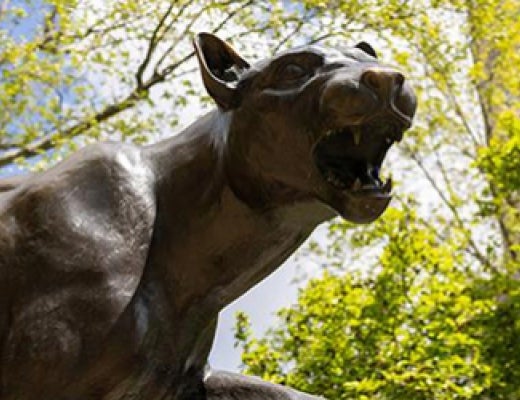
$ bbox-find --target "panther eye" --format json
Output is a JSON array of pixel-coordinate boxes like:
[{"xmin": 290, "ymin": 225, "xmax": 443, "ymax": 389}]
[{"xmin": 279, "ymin": 63, "xmax": 308, "ymax": 81}]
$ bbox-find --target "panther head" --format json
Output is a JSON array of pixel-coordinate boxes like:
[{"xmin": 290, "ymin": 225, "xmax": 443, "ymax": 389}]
[{"xmin": 194, "ymin": 33, "xmax": 416, "ymax": 224}]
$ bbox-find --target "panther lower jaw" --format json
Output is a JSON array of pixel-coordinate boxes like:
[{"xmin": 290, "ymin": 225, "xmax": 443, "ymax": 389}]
[
  {"xmin": 320, "ymin": 172, "xmax": 394, "ymax": 223},
  {"xmin": 317, "ymin": 172, "xmax": 393, "ymax": 223},
  {"xmin": 336, "ymin": 191, "xmax": 392, "ymax": 223},
  {"xmin": 314, "ymin": 190, "xmax": 391, "ymax": 224},
  {"xmin": 317, "ymin": 169, "xmax": 394, "ymax": 223}
]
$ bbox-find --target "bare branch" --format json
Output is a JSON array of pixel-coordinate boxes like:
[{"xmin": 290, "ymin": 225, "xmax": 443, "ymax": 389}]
[
  {"xmin": 0, "ymin": 0, "xmax": 9, "ymax": 20},
  {"xmin": 154, "ymin": 2, "xmax": 209, "ymax": 74},
  {"xmin": 418, "ymin": 53, "xmax": 483, "ymax": 151},
  {"xmin": 213, "ymin": 0, "xmax": 255, "ymax": 35},
  {"xmin": 37, "ymin": 6, "xmax": 59, "ymax": 50},
  {"xmin": 156, "ymin": 0, "xmax": 254, "ymax": 79},
  {"xmin": 0, "ymin": 90, "xmax": 143, "ymax": 167},
  {"xmin": 155, "ymin": 0, "xmax": 191, "ymax": 44},
  {"xmin": 136, "ymin": 1, "xmax": 177, "ymax": 89},
  {"xmin": 271, "ymin": 19, "xmax": 305, "ymax": 54},
  {"xmin": 155, "ymin": 51, "xmax": 194, "ymax": 81}
]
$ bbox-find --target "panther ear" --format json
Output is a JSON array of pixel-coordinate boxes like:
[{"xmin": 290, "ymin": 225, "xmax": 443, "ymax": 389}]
[
  {"xmin": 355, "ymin": 41, "xmax": 377, "ymax": 58},
  {"xmin": 193, "ymin": 33, "xmax": 250, "ymax": 111}
]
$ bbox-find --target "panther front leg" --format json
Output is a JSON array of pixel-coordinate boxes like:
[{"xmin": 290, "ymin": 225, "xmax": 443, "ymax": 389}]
[{"xmin": 204, "ymin": 370, "xmax": 325, "ymax": 400}]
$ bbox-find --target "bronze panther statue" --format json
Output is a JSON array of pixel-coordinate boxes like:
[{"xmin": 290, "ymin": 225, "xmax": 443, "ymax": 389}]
[{"xmin": 0, "ymin": 33, "xmax": 416, "ymax": 399}]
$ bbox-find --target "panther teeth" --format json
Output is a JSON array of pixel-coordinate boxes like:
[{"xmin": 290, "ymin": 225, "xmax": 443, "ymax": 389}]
[
  {"xmin": 352, "ymin": 178, "xmax": 362, "ymax": 191},
  {"xmin": 319, "ymin": 124, "xmax": 395, "ymax": 193},
  {"xmin": 349, "ymin": 177, "xmax": 392, "ymax": 193},
  {"xmin": 383, "ymin": 177, "xmax": 392, "ymax": 192},
  {"xmin": 324, "ymin": 128, "xmax": 362, "ymax": 147},
  {"xmin": 324, "ymin": 123, "xmax": 398, "ymax": 148},
  {"xmin": 352, "ymin": 127, "xmax": 362, "ymax": 145},
  {"xmin": 325, "ymin": 172, "xmax": 392, "ymax": 194}
]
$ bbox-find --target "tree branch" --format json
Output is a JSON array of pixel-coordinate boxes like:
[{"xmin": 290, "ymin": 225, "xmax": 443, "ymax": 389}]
[
  {"xmin": 154, "ymin": 2, "xmax": 209, "ymax": 74},
  {"xmin": 419, "ymin": 55, "xmax": 483, "ymax": 151},
  {"xmin": 136, "ymin": 1, "xmax": 177, "ymax": 89},
  {"xmin": 0, "ymin": 0, "xmax": 9, "ymax": 20},
  {"xmin": 0, "ymin": 90, "xmax": 143, "ymax": 167},
  {"xmin": 407, "ymin": 149, "xmax": 497, "ymax": 272}
]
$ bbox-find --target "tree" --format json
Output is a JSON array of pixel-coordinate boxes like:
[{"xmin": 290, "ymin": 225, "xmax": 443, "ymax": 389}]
[
  {"xmin": 0, "ymin": 0, "xmax": 413, "ymax": 171},
  {"xmin": 236, "ymin": 205, "xmax": 506, "ymax": 399},
  {"xmin": 235, "ymin": 1, "xmax": 520, "ymax": 399},
  {"xmin": 1, "ymin": 0, "xmax": 269, "ymax": 169}
]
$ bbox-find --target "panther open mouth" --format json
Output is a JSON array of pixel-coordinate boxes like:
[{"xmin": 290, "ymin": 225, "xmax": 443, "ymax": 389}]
[
  {"xmin": 313, "ymin": 119, "xmax": 405, "ymax": 222},
  {"xmin": 314, "ymin": 119, "xmax": 403, "ymax": 194}
]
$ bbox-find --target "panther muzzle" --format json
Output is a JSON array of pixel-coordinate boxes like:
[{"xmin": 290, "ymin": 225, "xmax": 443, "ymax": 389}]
[{"xmin": 313, "ymin": 66, "xmax": 416, "ymax": 223}]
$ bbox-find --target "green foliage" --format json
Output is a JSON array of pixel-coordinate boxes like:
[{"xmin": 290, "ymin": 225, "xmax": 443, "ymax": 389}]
[
  {"xmin": 237, "ymin": 208, "xmax": 520, "ymax": 399},
  {"xmin": 237, "ymin": 207, "xmax": 499, "ymax": 399},
  {"xmin": 475, "ymin": 112, "xmax": 520, "ymax": 247},
  {"xmin": 476, "ymin": 111, "xmax": 520, "ymax": 200}
]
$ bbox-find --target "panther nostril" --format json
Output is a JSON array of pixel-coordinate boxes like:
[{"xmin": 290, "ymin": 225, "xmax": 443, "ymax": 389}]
[
  {"xmin": 361, "ymin": 69, "xmax": 405, "ymax": 93},
  {"xmin": 361, "ymin": 71, "xmax": 381, "ymax": 91},
  {"xmin": 394, "ymin": 72, "xmax": 405, "ymax": 87}
]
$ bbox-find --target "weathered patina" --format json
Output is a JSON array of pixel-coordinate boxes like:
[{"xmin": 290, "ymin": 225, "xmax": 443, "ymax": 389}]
[{"xmin": 0, "ymin": 33, "xmax": 416, "ymax": 399}]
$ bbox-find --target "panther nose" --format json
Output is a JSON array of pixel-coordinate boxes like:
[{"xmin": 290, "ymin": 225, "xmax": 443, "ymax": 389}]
[
  {"xmin": 361, "ymin": 68, "xmax": 413, "ymax": 128},
  {"xmin": 361, "ymin": 68, "xmax": 405, "ymax": 97}
]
